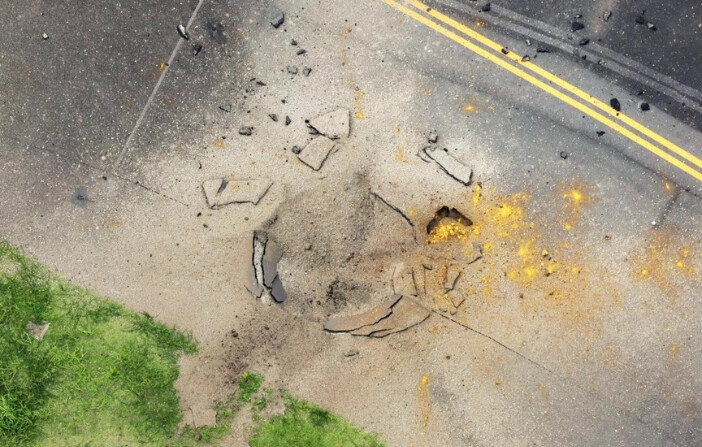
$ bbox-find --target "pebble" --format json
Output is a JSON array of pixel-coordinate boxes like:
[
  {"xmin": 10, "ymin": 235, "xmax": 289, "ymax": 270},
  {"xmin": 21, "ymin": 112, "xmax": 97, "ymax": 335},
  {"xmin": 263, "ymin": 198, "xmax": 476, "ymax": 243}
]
[
  {"xmin": 571, "ymin": 21, "xmax": 585, "ymax": 31},
  {"xmin": 640, "ymin": 102, "xmax": 650, "ymax": 111},
  {"xmin": 271, "ymin": 13, "xmax": 285, "ymax": 28},
  {"xmin": 269, "ymin": 113, "xmax": 279, "ymax": 122},
  {"xmin": 480, "ymin": 3, "xmax": 491, "ymax": 12},
  {"xmin": 177, "ymin": 24, "xmax": 190, "ymax": 40},
  {"xmin": 286, "ymin": 65, "xmax": 298, "ymax": 75},
  {"xmin": 579, "ymin": 38, "xmax": 590, "ymax": 46},
  {"xmin": 239, "ymin": 126, "xmax": 253, "ymax": 136},
  {"xmin": 192, "ymin": 43, "xmax": 202, "ymax": 55},
  {"xmin": 303, "ymin": 67, "xmax": 312, "ymax": 76},
  {"xmin": 559, "ymin": 151, "xmax": 568, "ymax": 159},
  {"xmin": 285, "ymin": 116, "xmax": 292, "ymax": 126}
]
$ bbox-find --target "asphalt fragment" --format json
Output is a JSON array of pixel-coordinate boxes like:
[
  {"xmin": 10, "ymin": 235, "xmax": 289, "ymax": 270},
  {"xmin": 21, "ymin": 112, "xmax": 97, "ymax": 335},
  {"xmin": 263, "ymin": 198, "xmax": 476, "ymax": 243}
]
[
  {"xmin": 296, "ymin": 49, "xmax": 306, "ymax": 55},
  {"xmin": 571, "ymin": 21, "xmax": 585, "ymax": 32},
  {"xmin": 269, "ymin": 113, "xmax": 279, "ymax": 122},
  {"xmin": 610, "ymin": 98, "xmax": 621, "ymax": 111},
  {"xmin": 640, "ymin": 102, "xmax": 650, "ymax": 111},
  {"xmin": 481, "ymin": 3, "xmax": 491, "ymax": 12},
  {"xmin": 271, "ymin": 13, "xmax": 284, "ymax": 28},
  {"xmin": 71, "ymin": 186, "xmax": 88, "ymax": 206},
  {"xmin": 596, "ymin": 131, "xmax": 606, "ymax": 137},
  {"xmin": 192, "ymin": 43, "xmax": 202, "ymax": 55},
  {"xmin": 303, "ymin": 67, "xmax": 312, "ymax": 76},
  {"xmin": 177, "ymin": 24, "xmax": 190, "ymax": 40},
  {"xmin": 579, "ymin": 38, "xmax": 590, "ymax": 46}
]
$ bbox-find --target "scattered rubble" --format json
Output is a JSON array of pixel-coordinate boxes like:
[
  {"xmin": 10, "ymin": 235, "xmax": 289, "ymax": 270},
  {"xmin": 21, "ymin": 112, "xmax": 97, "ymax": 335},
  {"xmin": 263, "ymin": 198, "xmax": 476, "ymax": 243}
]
[
  {"xmin": 392, "ymin": 263, "xmax": 417, "ymax": 296},
  {"xmin": 344, "ymin": 349, "xmax": 359, "ymax": 357},
  {"xmin": 521, "ymin": 55, "xmax": 531, "ymax": 62},
  {"xmin": 307, "ymin": 109, "xmax": 350, "ymax": 140},
  {"xmin": 324, "ymin": 295, "xmax": 430, "ymax": 338},
  {"xmin": 422, "ymin": 147, "xmax": 473, "ymax": 185},
  {"xmin": 525, "ymin": 38, "xmax": 532, "ymax": 46},
  {"xmin": 286, "ymin": 65, "xmax": 298, "ymax": 75},
  {"xmin": 71, "ymin": 186, "xmax": 88, "ymax": 206},
  {"xmin": 291, "ymin": 39, "xmax": 298, "ymax": 46},
  {"xmin": 501, "ymin": 47, "xmax": 509, "ymax": 55},
  {"xmin": 536, "ymin": 45, "xmax": 550, "ymax": 53},
  {"xmin": 298, "ymin": 136, "xmax": 336, "ymax": 171},
  {"xmin": 291, "ymin": 145, "xmax": 301, "ymax": 154},
  {"xmin": 303, "ymin": 67, "xmax": 312, "ymax": 76},
  {"xmin": 177, "ymin": 24, "xmax": 190, "ymax": 40},
  {"xmin": 42, "ymin": 33, "xmax": 49, "ymax": 40},
  {"xmin": 26, "ymin": 320, "xmax": 49, "ymax": 340},
  {"xmin": 640, "ymin": 102, "xmax": 650, "ymax": 111},
  {"xmin": 239, "ymin": 126, "xmax": 253, "ymax": 136},
  {"xmin": 192, "ymin": 43, "xmax": 202, "ymax": 55},
  {"xmin": 270, "ymin": 13, "xmax": 285, "ymax": 29},
  {"xmin": 246, "ymin": 232, "xmax": 287, "ymax": 303},
  {"xmin": 610, "ymin": 98, "xmax": 621, "ymax": 111},
  {"xmin": 202, "ymin": 178, "xmax": 272, "ymax": 208}
]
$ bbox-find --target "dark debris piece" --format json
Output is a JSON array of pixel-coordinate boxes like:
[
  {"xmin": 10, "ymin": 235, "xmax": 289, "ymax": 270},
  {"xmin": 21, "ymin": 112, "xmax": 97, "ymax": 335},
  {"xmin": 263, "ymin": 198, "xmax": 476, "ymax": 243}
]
[
  {"xmin": 635, "ymin": 15, "xmax": 645, "ymax": 25},
  {"xmin": 303, "ymin": 67, "xmax": 312, "ymax": 76},
  {"xmin": 219, "ymin": 104, "xmax": 232, "ymax": 113},
  {"xmin": 500, "ymin": 47, "xmax": 509, "ymax": 55},
  {"xmin": 285, "ymin": 116, "xmax": 291, "ymax": 126},
  {"xmin": 192, "ymin": 43, "xmax": 202, "ymax": 55},
  {"xmin": 603, "ymin": 11, "xmax": 612, "ymax": 21},
  {"xmin": 269, "ymin": 113, "xmax": 279, "ymax": 122},
  {"xmin": 291, "ymin": 145, "xmax": 302, "ymax": 154},
  {"xmin": 427, "ymin": 130, "xmax": 439, "ymax": 144},
  {"xmin": 271, "ymin": 13, "xmax": 285, "ymax": 28},
  {"xmin": 480, "ymin": 3, "xmax": 491, "ymax": 12},
  {"xmin": 596, "ymin": 130, "xmax": 606, "ymax": 137},
  {"xmin": 571, "ymin": 21, "xmax": 585, "ymax": 32},
  {"xmin": 536, "ymin": 45, "xmax": 550, "ymax": 53},
  {"xmin": 71, "ymin": 186, "xmax": 88, "ymax": 206},
  {"xmin": 610, "ymin": 98, "xmax": 621, "ymax": 111},
  {"xmin": 559, "ymin": 151, "xmax": 568, "ymax": 159},
  {"xmin": 291, "ymin": 39, "xmax": 298, "ymax": 46},
  {"xmin": 296, "ymin": 48, "xmax": 306, "ymax": 55},
  {"xmin": 286, "ymin": 65, "xmax": 298, "ymax": 75},
  {"xmin": 640, "ymin": 102, "xmax": 650, "ymax": 111},
  {"xmin": 579, "ymin": 38, "xmax": 590, "ymax": 46},
  {"xmin": 239, "ymin": 126, "xmax": 253, "ymax": 136},
  {"xmin": 521, "ymin": 55, "xmax": 530, "ymax": 62},
  {"xmin": 177, "ymin": 24, "xmax": 190, "ymax": 40}
]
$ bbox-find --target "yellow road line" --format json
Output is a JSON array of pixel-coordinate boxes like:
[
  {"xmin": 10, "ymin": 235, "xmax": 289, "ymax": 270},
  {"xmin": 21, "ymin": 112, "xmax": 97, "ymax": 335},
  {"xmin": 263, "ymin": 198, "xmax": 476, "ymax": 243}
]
[
  {"xmin": 405, "ymin": 0, "xmax": 702, "ymax": 171},
  {"xmin": 380, "ymin": 0, "xmax": 702, "ymax": 182}
]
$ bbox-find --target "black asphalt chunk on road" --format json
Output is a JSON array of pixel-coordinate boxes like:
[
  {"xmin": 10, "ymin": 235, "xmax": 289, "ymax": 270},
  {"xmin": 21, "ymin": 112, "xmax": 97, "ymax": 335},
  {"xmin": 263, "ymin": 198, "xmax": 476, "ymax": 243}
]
[
  {"xmin": 570, "ymin": 21, "xmax": 585, "ymax": 31},
  {"xmin": 291, "ymin": 145, "xmax": 302, "ymax": 154},
  {"xmin": 596, "ymin": 131, "xmax": 606, "ymax": 137},
  {"xmin": 291, "ymin": 39, "xmax": 298, "ymax": 46},
  {"xmin": 536, "ymin": 45, "xmax": 550, "ymax": 53},
  {"xmin": 640, "ymin": 102, "xmax": 651, "ymax": 111},
  {"xmin": 271, "ymin": 13, "xmax": 284, "ymax": 28},
  {"xmin": 286, "ymin": 65, "xmax": 298, "ymax": 75},
  {"xmin": 578, "ymin": 38, "xmax": 590, "ymax": 46},
  {"xmin": 285, "ymin": 116, "xmax": 292, "ymax": 125},
  {"xmin": 481, "ymin": 3, "xmax": 491, "ymax": 12},
  {"xmin": 559, "ymin": 151, "xmax": 568, "ymax": 159},
  {"xmin": 192, "ymin": 43, "xmax": 202, "ymax": 55},
  {"xmin": 501, "ymin": 47, "xmax": 509, "ymax": 54},
  {"xmin": 635, "ymin": 15, "xmax": 645, "ymax": 25},
  {"xmin": 610, "ymin": 98, "xmax": 621, "ymax": 111}
]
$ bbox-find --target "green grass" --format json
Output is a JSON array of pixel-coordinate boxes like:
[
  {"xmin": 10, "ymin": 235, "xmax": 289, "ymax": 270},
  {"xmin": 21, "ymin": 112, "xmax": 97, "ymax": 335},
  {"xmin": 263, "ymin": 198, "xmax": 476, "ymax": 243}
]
[
  {"xmin": 248, "ymin": 392, "xmax": 385, "ymax": 447},
  {"xmin": 0, "ymin": 240, "xmax": 197, "ymax": 446}
]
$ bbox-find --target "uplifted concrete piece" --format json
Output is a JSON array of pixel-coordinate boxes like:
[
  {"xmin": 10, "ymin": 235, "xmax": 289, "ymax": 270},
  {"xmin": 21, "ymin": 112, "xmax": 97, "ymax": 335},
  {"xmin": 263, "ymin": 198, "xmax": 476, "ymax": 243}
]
[
  {"xmin": 307, "ymin": 108, "xmax": 350, "ymax": 140},
  {"xmin": 262, "ymin": 239, "xmax": 283, "ymax": 288},
  {"xmin": 350, "ymin": 297, "xmax": 430, "ymax": 337},
  {"xmin": 423, "ymin": 147, "xmax": 473, "ymax": 185},
  {"xmin": 270, "ymin": 275, "xmax": 287, "ymax": 303},
  {"xmin": 324, "ymin": 295, "xmax": 402, "ymax": 332},
  {"xmin": 202, "ymin": 178, "xmax": 272, "ymax": 208},
  {"xmin": 392, "ymin": 262, "xmax": 417, "ymax": 296},
  {"xmin": 298, "ymin": 137, "xmax": 336, "ymax": 171}
]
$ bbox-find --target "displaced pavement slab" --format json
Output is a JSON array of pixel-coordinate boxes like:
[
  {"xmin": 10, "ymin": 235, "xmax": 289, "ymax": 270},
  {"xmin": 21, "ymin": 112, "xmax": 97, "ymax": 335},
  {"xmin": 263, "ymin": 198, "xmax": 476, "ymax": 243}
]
[
  {"xmin": 202, "ymin": 178, "xmax": 272, "ymax": 208},
  {"xmin": 392, "ymin": 262, "xmax": 417, "ymax": 296},
  {"xmin": 298, "ymin": 137, "xmax": 336, "ymax": 171},
  {"xmin": 324, "ymin": 295, "xmax": 402, "ymax": 332},
  {"xmin": 423, "ymin": 147, "xmax": 473, "ymax": 185},
  {"xmin": 261, "ymin": 239, "xmax": 283, "ymax": 288},
  {"xmin": 307, "ymin": 108, "xmax": 350, "ymax": 140},
  {"xmin": 349, "ymin": 297, "xmax": 431, "ymax": 337}
]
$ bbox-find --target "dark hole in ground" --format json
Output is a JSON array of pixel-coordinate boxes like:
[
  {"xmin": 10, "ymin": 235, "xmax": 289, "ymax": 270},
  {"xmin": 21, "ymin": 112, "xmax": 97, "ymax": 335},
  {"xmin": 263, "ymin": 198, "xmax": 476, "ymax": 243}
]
[{"xmin": 426, "ymin": 206, "xmax": 473, "ymax": 234}]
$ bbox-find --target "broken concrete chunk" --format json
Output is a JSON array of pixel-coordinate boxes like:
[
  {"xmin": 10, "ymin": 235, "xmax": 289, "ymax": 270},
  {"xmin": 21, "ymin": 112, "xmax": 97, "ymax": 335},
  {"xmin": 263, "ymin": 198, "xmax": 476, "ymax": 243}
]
[
  {"xmin": 262, "ymin": 239, "xmax": 283, "ymax": 288},
  {"xmin": 270, "ymin": 275, "xmax": 287, "ymax": 303},
  {"xmin": 270, "ymin": 13, "xmax": 284, "ymax": 28},
  {"xmin": 350, "ymin": 297, "xmax": 430, "ymax": 337},
  {"xmin": 286, "ymin": 65, "xmax": 298, "ymax": 75},
  {"xmin": 307, "ymin": 109, "xmax": 350, "ymax": 140},
  {"xmin": 392, "ymin": 263, "xmax": 417, "ymax": 296},
  {"xmin": 177, "ymin": 24, "xmax": 190, "ymax": 40},
  {"xmin": 603, "ymin": 11, "xmax": 612, "ymax": 21},
  {"xmin": 324, "ymin": 295, "xmax": 402, "ymax": 332},
  {"xmin": 202, "ymin": 178, "xmax": 272, "ymax": 209},
  {"xmin": 303, "ymin": 67, "xmax": 312, "ymax": 76},
  {"xmin": 446, "ymin": 290, "xmax": 465, "ymax": 310},
  {"xmin": 426, "ymin": 130, "xmax": 439, "ymax": 144},
  {"xmin": 444, "ymin": 266, "xmax": 461, "ymax": 291},
  {"xmin": 610, "ymin": 98, "xmax": 621, "ymax": 111},
  {"xmin": 480, "ymin": 3, "xmax": 491, "ymax": 12},
  {"xmin": 640, "ymin": 102, "xmax": 650, "ymax": 111},
  {"xmin": 423, "ymin": 147, "xmax": 473, "ymax": 185},
  {"xmin": 298, "ymin": 137, "xmax": 336, "ymax": 171},
  {"xmin": 239, "ymin": 126, "xmax": 253, "ymax": 136},
  {"xmin": 26, "ymin": 321, "xmax": 49, "ymax": 340}
]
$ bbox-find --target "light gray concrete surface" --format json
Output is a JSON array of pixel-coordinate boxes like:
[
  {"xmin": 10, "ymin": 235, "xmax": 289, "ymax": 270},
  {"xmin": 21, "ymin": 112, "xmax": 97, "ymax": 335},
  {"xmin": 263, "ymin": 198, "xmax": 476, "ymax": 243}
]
[{"xmin": 1, "ymin": 0, "xmax": 700, "ymax": 446}]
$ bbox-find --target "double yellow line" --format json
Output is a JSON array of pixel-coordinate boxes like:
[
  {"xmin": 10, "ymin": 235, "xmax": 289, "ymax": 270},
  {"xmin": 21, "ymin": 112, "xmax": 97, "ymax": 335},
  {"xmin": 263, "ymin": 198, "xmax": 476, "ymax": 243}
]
[{"xmin": 381, "ymin": 0, "xmax": 702, "ymax": 182}]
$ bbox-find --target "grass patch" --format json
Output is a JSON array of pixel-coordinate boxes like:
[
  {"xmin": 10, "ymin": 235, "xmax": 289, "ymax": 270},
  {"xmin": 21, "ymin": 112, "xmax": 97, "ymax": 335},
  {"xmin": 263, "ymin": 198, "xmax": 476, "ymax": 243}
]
[
  {"xmin": 0, "ymin": 240, "xmax": 197, "ymax": 446},
  {"xmin": 248, "ymin": 391, "xmax": 385, "ymax": 447}
]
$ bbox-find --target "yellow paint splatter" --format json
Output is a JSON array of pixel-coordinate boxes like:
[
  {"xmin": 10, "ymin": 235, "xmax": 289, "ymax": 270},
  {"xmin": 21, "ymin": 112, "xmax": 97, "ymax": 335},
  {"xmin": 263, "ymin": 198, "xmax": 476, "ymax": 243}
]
[
  {"xmin": 463, "ymin": 104, "xmax": 475, "ymax": 113},
  {"xmin": 354, "ymin": 90, "xmax": 365, "ymax": 119},
  {"xmin": 428, "ymin": 221, "xmax": 470, "ymax": 244},
  {"xmin": 417, "ymin": 375, "xmax": 430, "ymax": 428},
  {"xmin": 472, "ymin": 183, "xmax": 482, "ymax": 205}
]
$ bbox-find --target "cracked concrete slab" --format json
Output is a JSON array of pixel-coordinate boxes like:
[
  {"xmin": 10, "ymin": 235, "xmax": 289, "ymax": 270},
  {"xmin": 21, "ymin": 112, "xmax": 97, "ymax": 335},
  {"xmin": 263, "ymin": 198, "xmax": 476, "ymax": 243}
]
[
  {"xmin": 423, "ymin": 147, "xmax": 474, "ymax": 185},
  {"xmin": 349, "ymin": 296, "xmax": 431, "ymax": 337},
  {"xmin": 307, "ymin": 108, "xmax": 350, "ymax": 140},
  {"xmin": 324, "ymin": 295, "xmax": 402, "ymax": 333},
  {"xmin": 202, "ymin": 178, "xmax": 272, "ymax": 208},
  {"xmin": 297, "ymin": 136, "xmax": 336, "ymax": 171}
]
